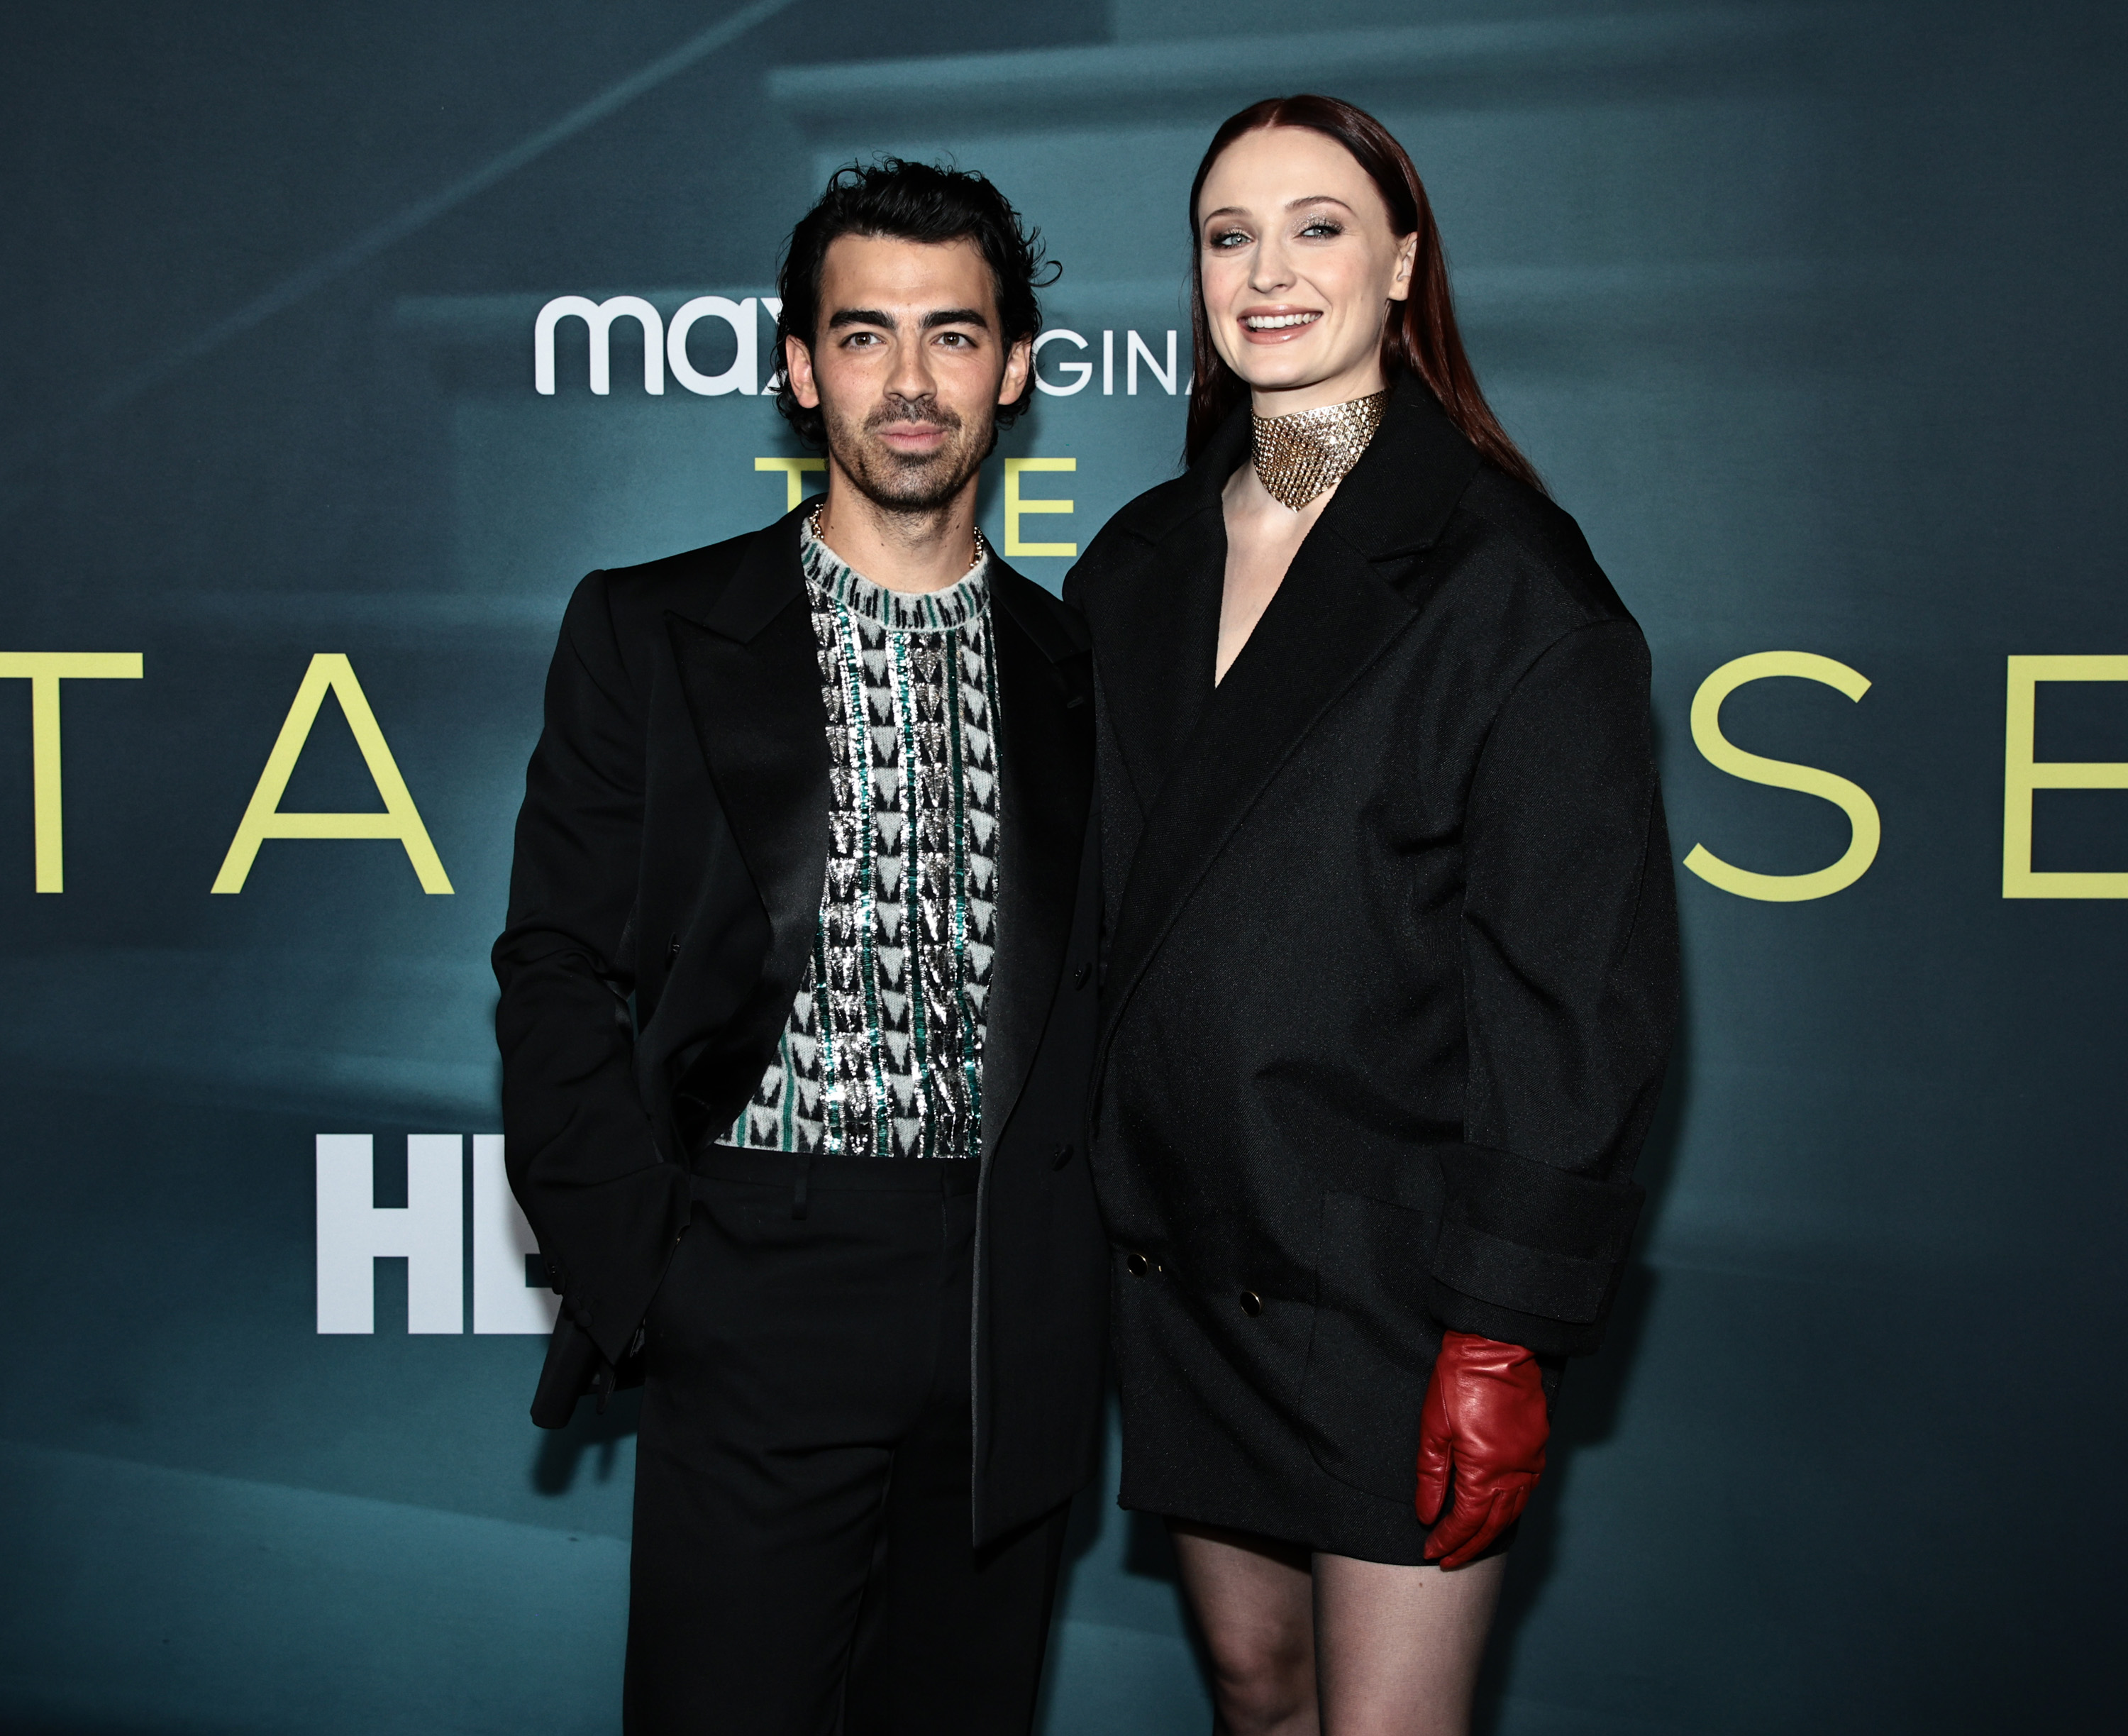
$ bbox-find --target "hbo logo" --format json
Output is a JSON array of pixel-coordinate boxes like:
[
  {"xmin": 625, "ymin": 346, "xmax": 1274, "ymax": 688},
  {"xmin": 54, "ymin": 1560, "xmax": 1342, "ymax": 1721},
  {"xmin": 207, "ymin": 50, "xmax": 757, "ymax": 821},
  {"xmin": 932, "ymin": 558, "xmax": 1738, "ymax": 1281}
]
[{"xmin": 314, "ymin": 1134, "xmax": 556, "ymax": 1336}]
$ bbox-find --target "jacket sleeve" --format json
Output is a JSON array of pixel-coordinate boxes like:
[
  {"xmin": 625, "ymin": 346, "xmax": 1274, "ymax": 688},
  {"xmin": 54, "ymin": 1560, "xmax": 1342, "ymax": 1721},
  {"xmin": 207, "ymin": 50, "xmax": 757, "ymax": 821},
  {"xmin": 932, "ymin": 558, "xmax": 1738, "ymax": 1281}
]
[
  {"xmin": 492, "ymin": 571, "xmax": 690, "ymax": 1366},
  {"xmin": 1432, "ymin": 618, "xmax": 1681, "ymax": 1356}
]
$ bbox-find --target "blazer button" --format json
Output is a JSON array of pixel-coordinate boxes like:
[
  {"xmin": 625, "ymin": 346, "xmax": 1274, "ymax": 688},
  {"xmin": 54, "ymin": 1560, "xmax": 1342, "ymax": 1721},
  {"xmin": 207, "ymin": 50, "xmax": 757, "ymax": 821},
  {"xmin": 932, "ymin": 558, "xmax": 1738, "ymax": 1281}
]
[
  {"xmin": 1239, "ymin": 1290, "xmax": 1263, "ymax": 1317},
  {"xmin": 1051, "ymin": 1141, "xmax": 1075, "ymax": 1169},
  {"xmin": 667, "ymin": 935, "xmax": 681, "ymax": 959},
  {"xmin": 1126, "ymin": 1251, "xmax": 1149, "ymax": 1277},
  {"xmin": 1073, "ymin": 963, "xmax": 1090, "ymax": 989}
]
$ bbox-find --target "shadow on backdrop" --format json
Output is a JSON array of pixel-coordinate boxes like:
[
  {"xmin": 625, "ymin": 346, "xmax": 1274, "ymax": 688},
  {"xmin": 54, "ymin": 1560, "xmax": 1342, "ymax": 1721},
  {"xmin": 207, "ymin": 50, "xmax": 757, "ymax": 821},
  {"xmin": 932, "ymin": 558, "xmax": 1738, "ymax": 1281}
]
[{"xmin": 530, "ymin": 1387, "xmax": 644, "ymax": 1498}]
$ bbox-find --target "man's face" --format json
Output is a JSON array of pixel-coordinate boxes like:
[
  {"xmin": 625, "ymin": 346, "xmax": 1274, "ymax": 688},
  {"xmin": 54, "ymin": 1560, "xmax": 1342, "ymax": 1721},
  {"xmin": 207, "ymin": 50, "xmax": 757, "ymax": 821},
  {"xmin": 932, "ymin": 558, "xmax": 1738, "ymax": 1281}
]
[{"xmin": 786, "ymin": 233, "xmax": 1033, "ymax": 514}]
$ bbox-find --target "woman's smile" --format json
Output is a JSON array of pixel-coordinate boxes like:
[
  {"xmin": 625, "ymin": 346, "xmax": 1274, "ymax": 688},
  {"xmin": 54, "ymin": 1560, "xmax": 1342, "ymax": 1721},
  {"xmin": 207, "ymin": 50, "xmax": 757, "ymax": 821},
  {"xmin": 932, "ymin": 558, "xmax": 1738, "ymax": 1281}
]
[{"xmin": 1240, "ymin": 306, "xmax": 1323, "ymax": 340}]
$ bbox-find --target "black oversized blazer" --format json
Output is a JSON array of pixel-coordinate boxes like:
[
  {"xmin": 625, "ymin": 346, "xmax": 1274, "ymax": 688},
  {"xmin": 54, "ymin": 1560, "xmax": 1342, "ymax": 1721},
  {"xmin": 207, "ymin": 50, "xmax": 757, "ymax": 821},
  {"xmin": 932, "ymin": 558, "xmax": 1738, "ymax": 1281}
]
[
  {"xmin": 1065, "ymin": 375, "xmax": 1680, "ymax": 1525},
  {"xmin": 492, "ymin": 502, "xmax": 1108, "ymax": 1544}
]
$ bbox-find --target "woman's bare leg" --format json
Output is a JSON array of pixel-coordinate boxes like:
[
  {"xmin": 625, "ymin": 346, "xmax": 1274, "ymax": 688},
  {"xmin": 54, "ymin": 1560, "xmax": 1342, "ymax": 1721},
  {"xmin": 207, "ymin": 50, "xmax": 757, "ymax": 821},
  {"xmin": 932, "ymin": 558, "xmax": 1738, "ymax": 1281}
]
[
  {"xmin": 1311, "ymin": 1552, "xmax": 1507, "ymax": 1736},
  {"xmin": 1168, "ymin": 1521, "xmax": 1319, "ymax": 1735}
]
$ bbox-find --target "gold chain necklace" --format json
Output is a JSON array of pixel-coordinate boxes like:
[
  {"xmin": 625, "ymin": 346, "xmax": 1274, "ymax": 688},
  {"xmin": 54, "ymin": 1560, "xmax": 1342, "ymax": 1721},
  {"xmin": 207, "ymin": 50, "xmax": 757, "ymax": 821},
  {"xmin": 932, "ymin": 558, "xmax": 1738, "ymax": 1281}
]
[
  {"xmin": 807, "ymin": 502, "xmax": 987, "ymax": 574},
  {"xmin": 1250, "ymin": 390, "xmax": 1388, "ymax": 512}
]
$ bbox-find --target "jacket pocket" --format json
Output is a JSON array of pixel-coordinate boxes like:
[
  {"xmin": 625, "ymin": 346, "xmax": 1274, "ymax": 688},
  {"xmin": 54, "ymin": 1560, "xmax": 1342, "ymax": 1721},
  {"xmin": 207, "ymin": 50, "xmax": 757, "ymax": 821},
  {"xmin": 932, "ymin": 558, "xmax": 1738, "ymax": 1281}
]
[{"xmin": 1297, "ymin": 1189, "xmax": 1443, "ymax": 1503}]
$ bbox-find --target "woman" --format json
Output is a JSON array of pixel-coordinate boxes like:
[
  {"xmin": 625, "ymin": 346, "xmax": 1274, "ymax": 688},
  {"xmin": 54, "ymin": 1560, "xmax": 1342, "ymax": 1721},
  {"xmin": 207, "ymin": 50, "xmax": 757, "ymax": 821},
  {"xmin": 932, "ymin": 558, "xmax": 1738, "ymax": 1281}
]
[{"xmin": 1066, "ymin": 96, "xmax": 1680, "ymax": 1734}]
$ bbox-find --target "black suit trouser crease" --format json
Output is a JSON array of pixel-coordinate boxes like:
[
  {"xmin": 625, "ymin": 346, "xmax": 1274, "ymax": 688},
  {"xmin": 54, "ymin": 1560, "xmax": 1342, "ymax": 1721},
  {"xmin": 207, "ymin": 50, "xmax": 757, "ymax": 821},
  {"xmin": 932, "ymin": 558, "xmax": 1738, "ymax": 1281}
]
[{"xmin": 624, "ymin": 1149, "xmax": 1067, "ymax": 1736}]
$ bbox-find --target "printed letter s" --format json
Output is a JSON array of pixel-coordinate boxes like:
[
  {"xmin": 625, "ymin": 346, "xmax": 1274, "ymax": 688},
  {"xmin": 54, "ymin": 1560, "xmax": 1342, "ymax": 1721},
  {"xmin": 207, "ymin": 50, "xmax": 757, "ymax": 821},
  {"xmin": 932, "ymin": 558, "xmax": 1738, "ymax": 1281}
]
[{"xmin": 1683, "ymin": 651, "xmax": 1880, "ymax": 902}]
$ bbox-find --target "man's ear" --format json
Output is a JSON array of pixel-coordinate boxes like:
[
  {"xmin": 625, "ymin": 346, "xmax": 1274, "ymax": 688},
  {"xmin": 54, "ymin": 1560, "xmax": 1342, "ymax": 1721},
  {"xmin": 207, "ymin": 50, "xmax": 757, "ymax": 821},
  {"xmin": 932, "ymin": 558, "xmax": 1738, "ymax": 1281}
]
[
  {"xmin": 997, "ymin": 333, "xmax": 1033, "ymax": 409},
  {"xmin": 785, "ymin": 334, "xmax": 821, "ymax": 409}
]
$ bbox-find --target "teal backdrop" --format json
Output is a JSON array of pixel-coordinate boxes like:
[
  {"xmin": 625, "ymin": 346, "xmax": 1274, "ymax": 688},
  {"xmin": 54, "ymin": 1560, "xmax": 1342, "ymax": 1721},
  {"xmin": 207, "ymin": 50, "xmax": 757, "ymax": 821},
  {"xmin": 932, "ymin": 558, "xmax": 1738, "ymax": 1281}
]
[{"xmin": 3, "ymin": 3, "xmax": 2124, "ymax": 1731}]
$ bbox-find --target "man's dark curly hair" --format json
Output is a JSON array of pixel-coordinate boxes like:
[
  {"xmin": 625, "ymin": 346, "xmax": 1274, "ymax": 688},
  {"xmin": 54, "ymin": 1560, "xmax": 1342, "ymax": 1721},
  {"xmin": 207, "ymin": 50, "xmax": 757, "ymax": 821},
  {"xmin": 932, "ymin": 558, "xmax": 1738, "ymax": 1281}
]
[{"xmin": 774, "ymin": 157, "xmax": 1057, "ymax": 448}]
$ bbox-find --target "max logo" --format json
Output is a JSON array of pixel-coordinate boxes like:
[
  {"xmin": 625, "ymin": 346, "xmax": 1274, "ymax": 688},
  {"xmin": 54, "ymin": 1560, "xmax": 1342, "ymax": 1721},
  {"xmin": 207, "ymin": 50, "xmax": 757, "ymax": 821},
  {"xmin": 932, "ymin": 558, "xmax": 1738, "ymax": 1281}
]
[{"xmin": 532, "ymin": 293, "xmax": 1183, "ymax": 400}]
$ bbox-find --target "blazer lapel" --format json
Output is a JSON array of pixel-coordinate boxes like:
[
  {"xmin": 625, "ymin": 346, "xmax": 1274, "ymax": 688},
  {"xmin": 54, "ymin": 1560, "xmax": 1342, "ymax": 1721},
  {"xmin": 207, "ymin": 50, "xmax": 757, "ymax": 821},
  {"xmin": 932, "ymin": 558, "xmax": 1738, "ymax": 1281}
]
[
  {"xmin": 664, "ymin": 506, "xmax": 831, "ymax": 1005},
  {"xmin": 1093, "ymin": 497, "xmax": 1224, "ymax": 819},
  {"xmin": 660, "ymin": 519, "xmax": 1091, "ymax": 1162},
  {"xmin": 980, "ymin": 565, "xmax": 1095, "ymax": 1156},
  {"xmin": 1099, "ymin": 377, "xmax": 1483, "ymax": 1069}
]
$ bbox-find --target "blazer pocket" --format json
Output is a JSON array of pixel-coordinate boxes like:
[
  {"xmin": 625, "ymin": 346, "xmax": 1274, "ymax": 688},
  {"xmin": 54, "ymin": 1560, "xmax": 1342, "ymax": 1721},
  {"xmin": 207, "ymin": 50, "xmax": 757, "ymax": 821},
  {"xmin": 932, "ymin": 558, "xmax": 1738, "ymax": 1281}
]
[{"xmin": 1298, "ymin": 1189, "xmax": 1444, "ymax": 1504}]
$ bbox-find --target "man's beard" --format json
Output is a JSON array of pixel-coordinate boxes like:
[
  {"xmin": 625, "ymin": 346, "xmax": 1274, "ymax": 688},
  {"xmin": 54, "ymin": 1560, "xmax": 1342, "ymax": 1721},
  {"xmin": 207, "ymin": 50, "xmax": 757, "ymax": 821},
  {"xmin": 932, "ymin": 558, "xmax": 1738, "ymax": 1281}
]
[{"xmin": 821, "ymin": 391, "xmax": 992, "ymax": 515}]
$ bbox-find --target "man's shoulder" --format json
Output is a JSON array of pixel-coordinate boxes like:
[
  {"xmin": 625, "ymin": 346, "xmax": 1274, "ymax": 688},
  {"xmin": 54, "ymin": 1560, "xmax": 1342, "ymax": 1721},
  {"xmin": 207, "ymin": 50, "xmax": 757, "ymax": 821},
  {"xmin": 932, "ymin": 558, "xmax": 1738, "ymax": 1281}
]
[
  {"xmin": 585, "ymin": 524, "xmax": 768, "ymax": 627},
  {"xmin": 555, "ymin": 515, "xmax": 802, "ymax": 673}
]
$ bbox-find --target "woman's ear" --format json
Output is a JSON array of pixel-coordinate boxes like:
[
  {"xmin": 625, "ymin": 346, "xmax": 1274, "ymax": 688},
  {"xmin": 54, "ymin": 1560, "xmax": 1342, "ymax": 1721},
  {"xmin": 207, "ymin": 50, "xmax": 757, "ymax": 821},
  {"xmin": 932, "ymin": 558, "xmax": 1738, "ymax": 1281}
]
[{"xmin": 1387, "ymin": 234, "xmax": 1418, "ymax": 304}]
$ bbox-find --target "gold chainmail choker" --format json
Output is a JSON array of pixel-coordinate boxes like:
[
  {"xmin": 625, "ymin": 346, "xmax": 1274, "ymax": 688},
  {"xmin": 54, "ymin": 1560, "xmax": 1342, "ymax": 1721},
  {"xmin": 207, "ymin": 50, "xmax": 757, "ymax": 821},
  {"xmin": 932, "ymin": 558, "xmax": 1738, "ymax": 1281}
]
[{"xmin": 1250, "ymin": 390, "xmax": 1388, "ymax": 511}]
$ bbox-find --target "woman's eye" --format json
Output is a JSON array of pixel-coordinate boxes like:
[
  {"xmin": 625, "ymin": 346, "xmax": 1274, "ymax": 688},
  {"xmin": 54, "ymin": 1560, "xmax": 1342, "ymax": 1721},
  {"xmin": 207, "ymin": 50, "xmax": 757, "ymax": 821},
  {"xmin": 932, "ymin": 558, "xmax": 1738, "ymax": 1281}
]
[
  {"xmin": 1299, "ymin": 220, "xmax": 1343, "ymax": 239},
  {"xmin": 1208, "ymin": 228, "xmax": 1251, "ymax": 250}
]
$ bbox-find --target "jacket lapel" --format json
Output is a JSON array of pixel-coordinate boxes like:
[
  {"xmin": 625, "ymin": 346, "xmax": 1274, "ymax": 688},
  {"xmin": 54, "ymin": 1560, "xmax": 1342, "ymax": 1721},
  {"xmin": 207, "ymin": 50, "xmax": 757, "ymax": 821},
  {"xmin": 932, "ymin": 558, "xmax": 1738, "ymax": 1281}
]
[
  {"xmin": 981, "ymin": 564, "xmax": 1095, "ymax": 1156},
  {"xmin": 1098, "ymin": 376, "xmax": 1483, "ymax": 1068},
  {"xmin": 664, "ymin": 506, "xmax": 831, "ymax": 1010},
  {"xmin": 1092, "ymin": 494, "xmax": 1224, "ymax": 819},
  {"xmin": 660, "ymin": 514, "xmax": 1090, "ymax": 1162}
]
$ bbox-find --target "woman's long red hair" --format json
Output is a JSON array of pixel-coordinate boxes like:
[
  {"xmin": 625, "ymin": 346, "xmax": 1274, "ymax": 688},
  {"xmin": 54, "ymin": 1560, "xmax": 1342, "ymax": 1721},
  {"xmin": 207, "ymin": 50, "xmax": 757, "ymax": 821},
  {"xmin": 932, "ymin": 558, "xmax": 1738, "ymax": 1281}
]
[{"xmin": 1185, "ymin": 94, "xmax": 1543, "ymax": 494}]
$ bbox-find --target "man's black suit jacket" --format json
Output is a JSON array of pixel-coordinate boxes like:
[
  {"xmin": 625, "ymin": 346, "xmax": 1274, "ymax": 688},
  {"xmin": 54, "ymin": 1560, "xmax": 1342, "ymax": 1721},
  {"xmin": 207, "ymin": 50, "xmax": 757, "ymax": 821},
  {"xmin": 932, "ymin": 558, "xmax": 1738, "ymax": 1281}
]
[{"xmin": 492, "ymin": 502, "xmax": 1108, "ymax": 1544}]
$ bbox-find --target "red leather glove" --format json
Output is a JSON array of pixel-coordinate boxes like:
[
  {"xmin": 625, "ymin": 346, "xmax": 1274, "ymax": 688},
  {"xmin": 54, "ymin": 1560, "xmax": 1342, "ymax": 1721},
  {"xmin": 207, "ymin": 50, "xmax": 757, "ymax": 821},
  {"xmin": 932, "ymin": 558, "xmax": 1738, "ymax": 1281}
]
[{"xmin": 1415, "ymin": 1330, "xmax": 1548, "ymax": 1569}]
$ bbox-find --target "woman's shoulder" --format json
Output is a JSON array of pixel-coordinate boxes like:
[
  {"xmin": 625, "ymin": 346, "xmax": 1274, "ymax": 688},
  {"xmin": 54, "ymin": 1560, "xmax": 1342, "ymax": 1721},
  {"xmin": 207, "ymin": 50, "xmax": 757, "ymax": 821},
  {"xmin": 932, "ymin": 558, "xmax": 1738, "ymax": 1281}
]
[
  {"xmin": 1061, "ymin": 469, "xmax": 1214, "ymax": 614},
  {"xmin": 1432, "ymin": 463, "xmax": 1641, "ymax": 643}
]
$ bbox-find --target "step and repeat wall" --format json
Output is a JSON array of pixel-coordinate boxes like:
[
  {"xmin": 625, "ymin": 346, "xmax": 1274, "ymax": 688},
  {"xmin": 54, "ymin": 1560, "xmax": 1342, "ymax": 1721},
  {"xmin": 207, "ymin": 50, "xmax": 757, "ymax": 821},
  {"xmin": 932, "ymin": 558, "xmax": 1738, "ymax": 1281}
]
[{"xmin": 3, "ymin": 3, "xmax": 2122, "ymax": 1732}]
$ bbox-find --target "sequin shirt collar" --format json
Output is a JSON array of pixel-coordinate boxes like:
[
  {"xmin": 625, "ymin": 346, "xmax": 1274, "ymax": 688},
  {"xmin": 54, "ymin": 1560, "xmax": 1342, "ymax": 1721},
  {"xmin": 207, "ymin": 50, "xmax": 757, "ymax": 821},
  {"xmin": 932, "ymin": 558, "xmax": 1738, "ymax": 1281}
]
[{"xmin": 799, "ymin": 515, "xmax": 990, "ymax": 635}]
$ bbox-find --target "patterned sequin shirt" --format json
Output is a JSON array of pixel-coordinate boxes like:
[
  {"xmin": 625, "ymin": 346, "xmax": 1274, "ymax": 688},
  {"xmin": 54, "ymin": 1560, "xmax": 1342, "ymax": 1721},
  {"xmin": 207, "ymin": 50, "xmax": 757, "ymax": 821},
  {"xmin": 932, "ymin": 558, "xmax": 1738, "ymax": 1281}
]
[{"xmin": 723, "ymin": 519, "xmax": 999, "ymax": 1159}]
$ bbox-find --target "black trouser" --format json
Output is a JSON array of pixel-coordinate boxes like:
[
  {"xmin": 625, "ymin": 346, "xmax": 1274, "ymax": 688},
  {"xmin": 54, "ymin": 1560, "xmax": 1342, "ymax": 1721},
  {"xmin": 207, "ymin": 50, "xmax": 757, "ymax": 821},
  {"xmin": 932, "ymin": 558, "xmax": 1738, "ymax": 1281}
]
[{"xmin": 624, "ymin": 1146, "xmax": 1068, "ymax": 1736}]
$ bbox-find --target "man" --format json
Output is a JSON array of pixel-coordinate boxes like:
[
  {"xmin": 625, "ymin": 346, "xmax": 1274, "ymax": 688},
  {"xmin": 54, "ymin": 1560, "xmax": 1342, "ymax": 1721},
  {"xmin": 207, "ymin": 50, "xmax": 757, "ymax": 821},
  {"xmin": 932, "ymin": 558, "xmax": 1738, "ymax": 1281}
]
[{"xmin": 492, "ymin": 160, "xmax": 1106, "ymax": 1735}]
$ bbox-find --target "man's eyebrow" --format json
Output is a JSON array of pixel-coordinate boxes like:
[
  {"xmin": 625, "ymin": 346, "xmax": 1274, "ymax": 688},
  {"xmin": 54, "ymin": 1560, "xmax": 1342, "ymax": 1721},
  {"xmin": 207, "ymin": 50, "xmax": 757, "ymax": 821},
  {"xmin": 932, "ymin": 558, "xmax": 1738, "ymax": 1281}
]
[{"xmin": 824, "ymin": 306, "xmax": 991, "ymax": 333}]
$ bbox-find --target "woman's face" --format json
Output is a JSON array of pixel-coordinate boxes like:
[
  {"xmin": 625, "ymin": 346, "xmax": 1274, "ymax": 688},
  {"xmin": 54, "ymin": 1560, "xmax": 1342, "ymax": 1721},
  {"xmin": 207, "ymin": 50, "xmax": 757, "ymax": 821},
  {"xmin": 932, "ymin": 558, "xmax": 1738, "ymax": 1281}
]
[{"xmin": 1197, "ymin": 126, "xmax": 1415, "ymax": 413}]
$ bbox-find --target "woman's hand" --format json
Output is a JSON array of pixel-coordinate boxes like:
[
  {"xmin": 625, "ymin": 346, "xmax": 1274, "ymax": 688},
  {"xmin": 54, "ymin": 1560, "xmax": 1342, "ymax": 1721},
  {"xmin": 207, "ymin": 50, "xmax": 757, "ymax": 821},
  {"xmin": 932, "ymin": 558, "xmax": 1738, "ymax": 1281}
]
[{"xmin": 1414, "ymin": 1330, "xmax": 1548, "ymax": 1568}]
